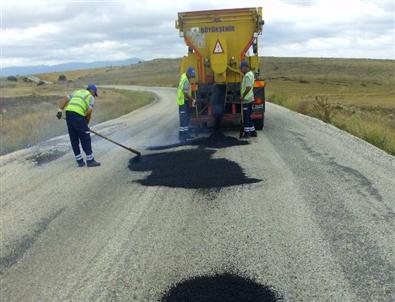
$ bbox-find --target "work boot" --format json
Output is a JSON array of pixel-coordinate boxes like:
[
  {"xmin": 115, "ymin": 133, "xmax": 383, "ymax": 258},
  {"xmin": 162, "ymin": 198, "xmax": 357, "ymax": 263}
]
[
  {"xmin": 77, "ymin": 159, "xmax": 85, "ymax": 167},
  {"xmin": 87, "ymin": 159, "xmax": 101, "ymax": 167},
  {"xmin": 250, "ymin": 130, "xmax": 258, "ymax": 137},
  {"xmin": 239, "ymin": 131, "xmax": 250, "ymax": 139},
  {"xmin": 179, "ymin": 132, "xmax": 193, "ymax": 142},
  {"xmin": 178, "ymin": 133, "xmax": 184, "ymax": 142},
  {"xmin": 185, "ymin": 133, "xmax": 193, "ymax": 140}
]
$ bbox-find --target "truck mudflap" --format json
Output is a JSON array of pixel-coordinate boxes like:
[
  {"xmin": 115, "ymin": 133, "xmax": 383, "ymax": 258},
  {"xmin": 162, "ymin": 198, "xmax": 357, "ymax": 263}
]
[
  {"xmin": 251, "ymin": 113, "xmax": 264, "ymax": 120},
  {"xmin": 190, "ymin": 112, "xmax": 263, "ymax": 124}
]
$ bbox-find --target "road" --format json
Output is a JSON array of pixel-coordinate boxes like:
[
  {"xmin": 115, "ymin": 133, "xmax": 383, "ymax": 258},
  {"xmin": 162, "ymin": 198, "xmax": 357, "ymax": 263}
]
[{"xmin": 1, "ymin": 86, "xmax": 394, "ymax": 302}]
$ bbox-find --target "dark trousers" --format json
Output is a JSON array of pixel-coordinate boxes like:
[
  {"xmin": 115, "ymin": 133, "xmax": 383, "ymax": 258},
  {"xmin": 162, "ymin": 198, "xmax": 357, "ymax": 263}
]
[
  {"xmin": 66, "ymin": 111, "xmax": 92, "ymax": 159},
  {"xmin": 243, "ymin": 102, "xmax": 255, "ymax": 132},
  {"xmin": 178, "ymin": 103, "xmax": 189, "ymax": 134}
]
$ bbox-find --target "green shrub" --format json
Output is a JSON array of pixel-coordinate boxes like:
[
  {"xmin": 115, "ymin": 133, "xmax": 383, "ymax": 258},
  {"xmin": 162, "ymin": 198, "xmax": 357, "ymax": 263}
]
[
  {"xmin": 58, "ymin": 74, "xmax": 67, "ymax": 81},
  {"xmin": 7, "ymin": 76, "xmax": 17, "ymax": 82},
  {"xmin": 313, "ymin": 96, "xmax": 336, "ymax": 123}
]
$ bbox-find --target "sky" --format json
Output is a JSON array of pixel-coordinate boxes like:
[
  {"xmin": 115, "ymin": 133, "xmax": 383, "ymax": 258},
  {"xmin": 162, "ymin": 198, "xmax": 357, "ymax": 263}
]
[{"xmin": 1, "ymin": 0, "xmax": 394, "ymax": 68}]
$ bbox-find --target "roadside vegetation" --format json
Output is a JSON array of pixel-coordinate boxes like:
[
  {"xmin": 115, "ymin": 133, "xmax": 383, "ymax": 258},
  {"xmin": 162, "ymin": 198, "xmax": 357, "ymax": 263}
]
[
  {"xmin": 0, "ymin": 79, "xmax": 154, "ymax": 155},
  {"xmin": 264, "ymin": 57, "xmax": 395, "ymax": 155}
]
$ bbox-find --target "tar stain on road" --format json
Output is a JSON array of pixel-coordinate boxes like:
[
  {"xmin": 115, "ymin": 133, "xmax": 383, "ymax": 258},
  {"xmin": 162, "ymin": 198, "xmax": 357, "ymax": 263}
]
[
  {"xmin": 26, "ymin": 149, "xmax": 67, "ymax": 166},
  {"xmin": 129, "ymin": 133, "xmax": 260, "ymax": 189},
  {"xmin": 160, "ymin": 273, "xmax": 280, "ymax": 302}
]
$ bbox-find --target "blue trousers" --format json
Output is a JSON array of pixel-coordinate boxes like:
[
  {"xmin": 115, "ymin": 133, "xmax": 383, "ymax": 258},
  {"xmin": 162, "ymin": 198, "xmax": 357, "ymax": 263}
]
[
  {"xmin": 66, "ymin": 111, "xmax": 92, "ymax": 160},
  {"xmin": 178, "ymin": 103, "xmax": 189, "ymax": 134},
  {"xmin": 243, "ymin": 102, "xmax": 255, "ymax": 132}
]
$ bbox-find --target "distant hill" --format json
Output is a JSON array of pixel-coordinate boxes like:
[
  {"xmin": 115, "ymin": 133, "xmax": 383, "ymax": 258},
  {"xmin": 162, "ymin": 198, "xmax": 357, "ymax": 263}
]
[{"xmin": 0, "ymin": 58, "xmax": 143, "ymax": 76}]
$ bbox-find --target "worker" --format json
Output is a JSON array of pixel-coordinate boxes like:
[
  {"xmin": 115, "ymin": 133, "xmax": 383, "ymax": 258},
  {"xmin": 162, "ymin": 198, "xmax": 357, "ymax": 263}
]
[
  {"xmin": 177, "ymin": 67, "xmax": 196, "ymax": 142},
  {"xmin": 56, "ymin": 84, "xmax": 101, "ymax": 167},
  {"xmin": 240, "ymin": 61, "xmax": 257, "ymax": 138}
]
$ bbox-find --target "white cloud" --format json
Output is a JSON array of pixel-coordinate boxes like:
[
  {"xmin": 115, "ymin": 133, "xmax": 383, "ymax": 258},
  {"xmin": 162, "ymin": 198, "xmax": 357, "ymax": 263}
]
[
  {"xmin": 1, "ymin": 0, "xmax": 394, "ymax": 68},
  {"xmin": 260, "ymin": 0, "xmax": 394, "ymax": 59},
  {"xmin": 306, "ymin": 37, "xmax": 352, "ymax": 50},
  {"xmin": 264, "ymin": 0, "xmax": 388, "ymax": 24},
  {"xmin": 356, "ymin": 30, "xmax": 395, "ymax": 48},
  {"xmin": 48, "ymin": 40, "xmax": 130, "ymax": 60},
  {"xmin": 2, "ymin": 24, "xmax": 61, "ymax": 46}
]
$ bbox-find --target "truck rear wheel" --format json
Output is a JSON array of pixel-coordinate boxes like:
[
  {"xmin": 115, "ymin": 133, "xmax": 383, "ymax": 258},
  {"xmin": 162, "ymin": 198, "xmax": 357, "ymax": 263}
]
[{"xmin": 253, "ymin": 115, "xmax": 264, "ymax": 130}]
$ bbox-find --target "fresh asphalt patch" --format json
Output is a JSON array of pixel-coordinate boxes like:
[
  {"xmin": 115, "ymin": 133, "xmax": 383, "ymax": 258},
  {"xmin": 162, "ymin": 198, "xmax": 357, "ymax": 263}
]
[
  {"xmin": 159, "ymin": 273, "xmax": 280, "ymax": 302},
  {"xmin": 129, "ymin": 132, "xmax": 260, "ymax": 189},
  {"xmin": 128, "ymin": 148, "xmax": 260, "ymax": 189}
]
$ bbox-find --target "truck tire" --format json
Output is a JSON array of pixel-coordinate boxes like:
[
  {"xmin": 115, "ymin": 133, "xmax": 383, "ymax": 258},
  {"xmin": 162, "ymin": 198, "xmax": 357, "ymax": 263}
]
[{"xmin": 253, "ymin": 115, "xmax": 264, "ymax": 130}]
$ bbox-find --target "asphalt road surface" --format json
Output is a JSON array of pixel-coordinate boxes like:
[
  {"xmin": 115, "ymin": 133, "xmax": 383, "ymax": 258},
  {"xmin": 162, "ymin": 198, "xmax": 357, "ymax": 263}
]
[{"xmin": 1, "ymin": 86, "xmax": 394, "ymax": 302}]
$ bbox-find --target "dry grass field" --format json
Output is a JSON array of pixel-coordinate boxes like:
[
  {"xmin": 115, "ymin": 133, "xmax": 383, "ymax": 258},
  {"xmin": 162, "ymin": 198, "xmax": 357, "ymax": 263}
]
[
  {"xmin": 2, "ymin": 56, "xmax": 394, "ymax": 155},
  {"xmin": 38, "ymin": 59, "xmax": 180, "ymax": 87},
  {"xmin": 262, "ymin": 57, "xmax": 395, "ymax": 155},
  {"xmin": 0, "ymin": 80, "xmax": 154, "ymax": 155}
]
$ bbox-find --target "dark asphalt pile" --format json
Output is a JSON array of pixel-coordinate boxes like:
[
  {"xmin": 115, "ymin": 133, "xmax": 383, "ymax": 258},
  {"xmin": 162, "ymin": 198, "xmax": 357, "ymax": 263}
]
[
  {"xmin": 131, "ymin": 132, "xmax": 259, "ymax": 189},
  {"xmin": 189, "ymin": 132, "xmax": 249, "ymax": 149},
  {"xmin": 160, "ymin": 273, "xmax": 280, "ymax": 302},
  {"xmin": 147, "ymin": 132, "xmax": 248, "ymax": 151},
  {"xmin": 128, "ymin": 148, "xmax": 260, "ymax": 189}
]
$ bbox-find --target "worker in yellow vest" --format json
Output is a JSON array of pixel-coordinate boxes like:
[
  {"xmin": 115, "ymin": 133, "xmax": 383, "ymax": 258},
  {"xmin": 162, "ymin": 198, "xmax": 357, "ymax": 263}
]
[
  {"xmin": 240, "ymin": 61, "xmax": 257, "ymax": 138},
  {"xmin": 56, "ymin": 84, "xmax": 100, "ymax": 167},
  {"xmin": 177, "ymin": 67, "xmax": 196, "ymax": 142}
]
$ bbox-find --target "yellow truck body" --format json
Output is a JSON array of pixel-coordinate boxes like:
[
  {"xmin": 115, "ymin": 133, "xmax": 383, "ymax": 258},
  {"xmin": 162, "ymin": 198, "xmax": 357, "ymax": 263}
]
[{"xmin": 176, "ymin": 7, "xmax": 265, "ymax": 129}]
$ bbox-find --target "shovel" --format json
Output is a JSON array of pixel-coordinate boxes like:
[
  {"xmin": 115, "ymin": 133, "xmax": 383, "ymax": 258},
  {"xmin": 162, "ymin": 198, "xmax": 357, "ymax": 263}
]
[
  {"xmin": 89, "ymin": 128, "xmax": 141, "ymax": 157},
  {"xmin": 61, "ymin": 116, "xmax": 141, "ymax": 157}
]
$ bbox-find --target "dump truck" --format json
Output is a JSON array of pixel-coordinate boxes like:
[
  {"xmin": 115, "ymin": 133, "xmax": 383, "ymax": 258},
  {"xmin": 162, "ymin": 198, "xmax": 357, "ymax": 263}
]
[{"xmin": 175, "ymin": 7, "xmax": 265, "ymax": 130}]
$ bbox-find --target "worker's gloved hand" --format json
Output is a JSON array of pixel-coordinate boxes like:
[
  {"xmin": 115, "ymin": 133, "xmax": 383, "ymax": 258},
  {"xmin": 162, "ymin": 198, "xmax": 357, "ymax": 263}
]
[{"xmin": 56, "ymin": 110, "xmax": 62, "ymax": 120}]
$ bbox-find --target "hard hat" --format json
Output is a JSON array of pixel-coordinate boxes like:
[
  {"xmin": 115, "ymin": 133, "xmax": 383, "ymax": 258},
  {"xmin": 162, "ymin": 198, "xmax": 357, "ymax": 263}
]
[
  {"xmin": 240, "ymin": 61, "xmax": 249, "ymax": 69},
  {"xmin": 87, "ymin": 84, "xmax": 98, "ymax": 96},
  {"xmin": 187, "ymin": 67, "xmax": 196, "ymax": 77}
]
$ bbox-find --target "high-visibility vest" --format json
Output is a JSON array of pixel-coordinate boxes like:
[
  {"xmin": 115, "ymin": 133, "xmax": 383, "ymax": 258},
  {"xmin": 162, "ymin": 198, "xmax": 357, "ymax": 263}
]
[
  {"xmin": 177, "ymin": 73, "xmax": 191, "ymax": 106},
  {"xmin": 241, "ymin": 71, "xmax": 255, "ymax": 103},
  {"xmin": 65, "ymin": 89, "xmax": 92, "ymax": 116}
]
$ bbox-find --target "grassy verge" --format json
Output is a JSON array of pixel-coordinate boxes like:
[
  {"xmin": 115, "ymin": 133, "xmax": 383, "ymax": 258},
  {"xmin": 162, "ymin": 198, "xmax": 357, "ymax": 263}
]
[
  {"xmin": 0, "ymin": 86, "xmax": 154, "ymax": 155},
  {"xmin": 263, "ymin": 57, "xmax": 395, "ymax": 156},
  {"xmin": 269, "ymin": 94, "xmax": 395, "ymax": 155}
]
